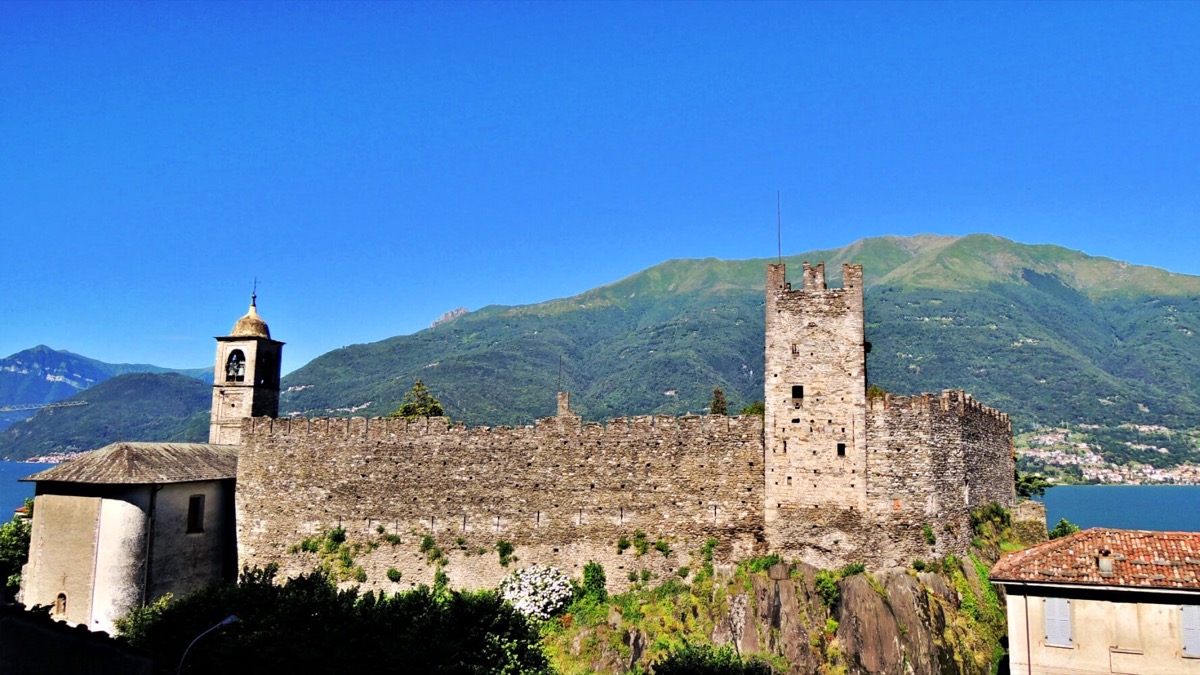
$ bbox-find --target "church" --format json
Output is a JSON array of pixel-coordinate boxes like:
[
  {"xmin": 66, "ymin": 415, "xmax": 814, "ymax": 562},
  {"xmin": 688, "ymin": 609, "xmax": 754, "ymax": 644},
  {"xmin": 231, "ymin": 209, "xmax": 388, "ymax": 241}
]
[{"xmin": 19, "ymin": 296, "xmax": 282, "ymax": 634}]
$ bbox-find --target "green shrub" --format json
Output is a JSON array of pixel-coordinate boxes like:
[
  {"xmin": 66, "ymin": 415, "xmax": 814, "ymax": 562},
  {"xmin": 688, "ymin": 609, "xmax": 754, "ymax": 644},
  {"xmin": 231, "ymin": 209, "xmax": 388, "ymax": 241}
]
[
  {"xmin": 677, "ymin": 566, "xmax": 690, "ymax": 579},
  {"xmin": 419, "ymin": 535, "xmax": 436, "ymax": 553},
  {"xmin": 840, "ymin": 562, "xmax": 865, "ymax": 577},
  {"xmin": 582, "ymin": 561, "xmax": 606, "ymax": 601},
  {"xmin": 745, "ymin": 554, "xmax": 782, "ymax": 573},
  {"xmin": 815, "ymin": 569, "xmax": 840, "ymax": 609},
  {"xmin": 654, "ymin": 539, "xmax": 671, "ymax": 557},
  {"xmin": 497, "ymin": 540, "xmax": 515, "ymax": 566},
  {"xmin": 375, "ymin": 524, "xmax": 386, "ymax": 534},
  {"xmin": 824, "ymin": 617, "xmax": 839, "ymax": 635},
  {"xmin": 353, "ymin": 567, "xmax": 367, "ymax": 583},
  {"xmin": 912, "ymin": 559, "xmax": 926, "ymax": 572},
  {"xmin": 382, "ymin": 533, "xmax": 403, "ymax": 546},
  {"xmin": 654, "ymin": 641, "xmax": 774, "ymax": 675},
  {"xmin": 922, "ymin": 524, "xmax": 936, "ymax": 545},
  {"xmin": 1049, "ymin": 518, "xmax": 1080, "ymax": 539},
  {"xmin": 633, "ymin": 530, "xmax": 649, "ymax": 556},
  {"xmin": 616, "ymin": 535, "xmax": 631, "ymax": 554},
  {"xmin": 323, "ymin": 527, "xmax": 346, "ymax": 553}
]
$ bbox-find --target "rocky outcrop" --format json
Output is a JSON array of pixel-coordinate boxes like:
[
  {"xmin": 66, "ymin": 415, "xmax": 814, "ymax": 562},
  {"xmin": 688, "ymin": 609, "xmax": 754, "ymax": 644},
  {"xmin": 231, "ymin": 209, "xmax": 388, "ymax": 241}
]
[{"xmin": 549, "ymin": 560, "xmax": 1005, "ymax": 674}]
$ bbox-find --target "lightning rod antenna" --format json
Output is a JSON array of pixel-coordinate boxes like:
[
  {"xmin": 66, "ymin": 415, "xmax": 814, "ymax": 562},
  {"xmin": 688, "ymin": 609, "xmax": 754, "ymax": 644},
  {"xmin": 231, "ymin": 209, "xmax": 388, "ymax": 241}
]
[{"xmin": 776, "ymin": 191, "xmax": 782, "ymax": 264}]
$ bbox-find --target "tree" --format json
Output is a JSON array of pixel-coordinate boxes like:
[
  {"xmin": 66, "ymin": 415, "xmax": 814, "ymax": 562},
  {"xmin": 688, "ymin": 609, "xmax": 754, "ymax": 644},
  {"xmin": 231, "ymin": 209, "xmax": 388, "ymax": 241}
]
[
  {"xmin": 118, "ymin": 565, "xmax": 551, "ymax": 673},
  {"xmin": 1015, "ymin": 469, "xmax": 1053, "ymax": 499},
  {"xmin": 1049, "ymin": 518, "xmax": 1080, "ymax": 539},
  {"xmin": 0, "ymin": 499, "xmax": 32, "ymax": 601},
  {"xmin": 390, "ymin": 380, "xmax": 444, "ymax": 420},
  {"xmin": 709, "ymin": 387, "xmax": 727, "ymax": 416},
  {"xmin": 739, "ymin": 401, "xmax": 765, "ymax": 416}
]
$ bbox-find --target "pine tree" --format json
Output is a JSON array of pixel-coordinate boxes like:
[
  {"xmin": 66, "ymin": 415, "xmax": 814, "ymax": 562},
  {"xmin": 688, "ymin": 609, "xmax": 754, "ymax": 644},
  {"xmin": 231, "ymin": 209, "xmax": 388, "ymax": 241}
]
[
  {"xmin": 709, "ymin": 387, "xmax": 728, "ymax": 416},
  {"xmin": 390, "ymin": 380, "xmax": 445, "ymax": 420}
]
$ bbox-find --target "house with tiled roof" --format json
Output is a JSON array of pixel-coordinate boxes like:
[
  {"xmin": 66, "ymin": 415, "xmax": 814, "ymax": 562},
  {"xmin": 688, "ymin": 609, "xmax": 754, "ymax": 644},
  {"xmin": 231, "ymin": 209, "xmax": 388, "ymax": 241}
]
[{"xmin": 991, "ymin": 528, "xmax": 1200, "ymax": 674}]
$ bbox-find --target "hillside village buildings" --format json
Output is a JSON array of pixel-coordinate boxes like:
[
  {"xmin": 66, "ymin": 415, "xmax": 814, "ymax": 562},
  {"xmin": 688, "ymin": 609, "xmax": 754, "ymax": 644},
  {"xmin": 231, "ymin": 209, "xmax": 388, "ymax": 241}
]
[{"xmin": 21, "ymin": 262, "xmax": 1019, "ymax": 631}]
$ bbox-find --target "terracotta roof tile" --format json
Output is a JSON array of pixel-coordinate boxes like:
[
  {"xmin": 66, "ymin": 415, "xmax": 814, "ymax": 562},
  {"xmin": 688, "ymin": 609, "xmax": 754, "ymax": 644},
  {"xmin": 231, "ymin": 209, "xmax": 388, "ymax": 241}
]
[
  {"xmin": 21, "ymin": 442, "xmax": 237, "ymax": 485},
  {"xmin": 990, "ymin": 528, "xmax": 1200, "ymax": 591}
]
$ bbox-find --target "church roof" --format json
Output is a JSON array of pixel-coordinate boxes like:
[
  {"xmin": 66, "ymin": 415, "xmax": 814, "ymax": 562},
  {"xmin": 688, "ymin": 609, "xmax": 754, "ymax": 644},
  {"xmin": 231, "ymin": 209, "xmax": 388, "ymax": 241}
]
[
  {"xmin": 230, "ymin": 295, "xmax": 271, "ymax": 339},
  {"xmin": 21, "ymin": 442, "xmax": 238, "ymax": 485},
  {"xmin": 990, "ymin": 528, "xmax": 1200, "ymax": 591}
]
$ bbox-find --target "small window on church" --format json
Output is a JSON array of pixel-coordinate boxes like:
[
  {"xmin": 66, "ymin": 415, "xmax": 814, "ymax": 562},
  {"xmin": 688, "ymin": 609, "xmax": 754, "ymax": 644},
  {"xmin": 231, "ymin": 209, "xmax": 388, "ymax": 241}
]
[
  {"xmin": 54, "ymin": 593, "xmax": 66, "ymax": 617},
  {"xmin": 225, "ymin": 350, "xmax": 246, "ymax": 383},
  {"xmin": 187, "ymin": 494, "xmax": 205, "ymax": 533}
]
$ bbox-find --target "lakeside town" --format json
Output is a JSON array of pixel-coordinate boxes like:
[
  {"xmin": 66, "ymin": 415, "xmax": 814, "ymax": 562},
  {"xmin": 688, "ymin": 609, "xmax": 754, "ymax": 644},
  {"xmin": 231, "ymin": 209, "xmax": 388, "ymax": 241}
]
[{"xmin": 1016, "ymin": 425, "xmax": 1200, "ymax": 485}]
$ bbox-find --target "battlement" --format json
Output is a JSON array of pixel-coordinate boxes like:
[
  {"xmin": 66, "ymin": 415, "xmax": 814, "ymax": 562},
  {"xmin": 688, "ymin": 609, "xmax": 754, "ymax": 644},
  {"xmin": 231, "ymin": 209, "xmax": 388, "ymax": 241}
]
[
  {"xmin": 767, "ymin": 262, "xmax": 863, "ymax": 298},
  {"xmin": 245, "ymin": 411, "xmax": 763, "ymax": 443},
  {"xmin": 867, "ymin": 389, "xmax": 1010, "ymax": 430}
]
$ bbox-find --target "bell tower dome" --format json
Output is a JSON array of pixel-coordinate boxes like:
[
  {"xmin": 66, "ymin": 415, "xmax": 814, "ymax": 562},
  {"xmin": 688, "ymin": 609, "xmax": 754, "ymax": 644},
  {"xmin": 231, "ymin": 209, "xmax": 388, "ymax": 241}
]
[{"xmin": 209, "ymin": 293, "xmax": 284, "ymax": 445}]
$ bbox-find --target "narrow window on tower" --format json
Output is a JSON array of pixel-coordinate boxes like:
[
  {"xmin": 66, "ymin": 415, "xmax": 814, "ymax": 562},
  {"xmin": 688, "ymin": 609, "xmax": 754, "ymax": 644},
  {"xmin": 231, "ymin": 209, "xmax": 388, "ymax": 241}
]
[
  {"xmin": 836, "ymin": 443, "xmax": 846, "ymax": 457},
  {"xmin": 792, "ymin": 385, "xmax": 804, "ymax": 399}
]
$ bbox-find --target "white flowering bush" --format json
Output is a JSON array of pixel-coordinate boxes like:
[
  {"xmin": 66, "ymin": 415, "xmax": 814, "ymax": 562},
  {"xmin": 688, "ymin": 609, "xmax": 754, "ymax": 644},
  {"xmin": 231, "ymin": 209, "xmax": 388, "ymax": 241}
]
[{"xmin": 499, "ymin": 564, "xmax": 573, "ymax": 620}]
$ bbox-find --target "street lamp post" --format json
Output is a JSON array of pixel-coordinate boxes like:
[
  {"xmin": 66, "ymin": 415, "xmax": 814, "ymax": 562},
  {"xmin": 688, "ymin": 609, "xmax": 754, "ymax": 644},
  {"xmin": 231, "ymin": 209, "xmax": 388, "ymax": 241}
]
[{"xmin": 177, "ymin": 614, "xmax": 238, "ymax": 674}]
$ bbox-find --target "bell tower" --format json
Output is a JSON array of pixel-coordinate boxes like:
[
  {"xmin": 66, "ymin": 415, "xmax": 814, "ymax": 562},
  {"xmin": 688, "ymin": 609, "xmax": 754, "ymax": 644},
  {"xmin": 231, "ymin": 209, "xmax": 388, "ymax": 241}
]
[{"xmin": 209, "ymin": 293, "xmax": 284, "ymax": 445}]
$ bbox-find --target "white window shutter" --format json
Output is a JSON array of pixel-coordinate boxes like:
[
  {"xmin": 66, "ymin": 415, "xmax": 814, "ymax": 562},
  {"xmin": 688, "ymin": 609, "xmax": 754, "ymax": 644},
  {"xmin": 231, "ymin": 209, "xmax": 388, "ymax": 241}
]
[
  {"xmin": 1045, "ymin": 597, "xmax": 1072, "ymax": 646},
  {"xmin": 1184, "ymin": 605, "xmax": 1200, "ymax": 655}
]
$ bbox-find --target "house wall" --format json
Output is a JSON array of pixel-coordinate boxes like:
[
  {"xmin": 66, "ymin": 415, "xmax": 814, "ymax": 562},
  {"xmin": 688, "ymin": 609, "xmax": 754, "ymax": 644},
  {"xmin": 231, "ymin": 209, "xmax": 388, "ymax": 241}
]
[
  {"xmin": 1006, "ymin": 590, "xmax": 1200, "ymax": 675},
  {"xmin": 22, "ymin": 493, "xmax": 108, "ymax": 628},
  {"xmin": 22, "ymin": 480, "xmax": 235, "ymax": 635},
  {"xmin": 90, "ymin": 494, "xmax": 151, "ymax": 634},
  {"xmin": 147, "ymin": 480, "xmax": 235, "ymax": 606}
]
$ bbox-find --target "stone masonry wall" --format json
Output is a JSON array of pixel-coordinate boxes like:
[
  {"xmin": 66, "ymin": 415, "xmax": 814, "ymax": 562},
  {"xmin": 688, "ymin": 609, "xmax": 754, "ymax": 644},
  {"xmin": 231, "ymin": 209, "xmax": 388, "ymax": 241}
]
[
  {"xmin": 764, "ymin": 390, "xmax": 1012, "ymax": 569},
  {"xmin": 236, "ymin": 406, "xmax": 765, "ymax": 593},
  {"xmin": 234, "ymin": 260, "xmax": 1017, "ymax": 585}
]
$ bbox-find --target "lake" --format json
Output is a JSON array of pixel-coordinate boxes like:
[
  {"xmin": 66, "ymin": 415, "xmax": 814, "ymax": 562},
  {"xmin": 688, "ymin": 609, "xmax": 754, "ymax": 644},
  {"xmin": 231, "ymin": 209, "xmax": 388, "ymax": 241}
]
[
  {"xmin": 1038, "ymin": 484, "xmax": 1200, "ymax": 532},
  {"xmin": 0, "ymin": 461, "xmax": 55, "ymax": 515}
]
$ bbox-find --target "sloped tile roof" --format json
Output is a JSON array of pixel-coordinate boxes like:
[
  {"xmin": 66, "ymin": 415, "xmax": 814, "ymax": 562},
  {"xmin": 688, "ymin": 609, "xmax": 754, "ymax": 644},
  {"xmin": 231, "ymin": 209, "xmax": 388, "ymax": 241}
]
[
  {"xmin": 990, "ymin": 528, "xmax": 1200, "ymax": 591},
  {"xmin": 21, "ymin": 442, "xmax": 237, "ymax": 485}
]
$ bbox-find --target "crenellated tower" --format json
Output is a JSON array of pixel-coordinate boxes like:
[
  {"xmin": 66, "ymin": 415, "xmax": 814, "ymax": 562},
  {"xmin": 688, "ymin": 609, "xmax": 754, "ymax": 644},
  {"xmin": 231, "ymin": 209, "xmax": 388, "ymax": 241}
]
[
  {"xmin": 209, "ymin": 294, "xmax": 284, "ymax": 445},
  {"xmin": 764, "ymin": 262, "xmax": 869, "ymax": 562}
]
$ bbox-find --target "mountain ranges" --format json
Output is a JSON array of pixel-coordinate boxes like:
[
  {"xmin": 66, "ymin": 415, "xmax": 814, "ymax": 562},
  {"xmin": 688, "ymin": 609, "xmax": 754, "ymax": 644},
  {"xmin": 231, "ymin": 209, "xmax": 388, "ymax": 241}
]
[{"xmin": 3, "ymin": 234, "xmax": 1199, "ymax": 475}]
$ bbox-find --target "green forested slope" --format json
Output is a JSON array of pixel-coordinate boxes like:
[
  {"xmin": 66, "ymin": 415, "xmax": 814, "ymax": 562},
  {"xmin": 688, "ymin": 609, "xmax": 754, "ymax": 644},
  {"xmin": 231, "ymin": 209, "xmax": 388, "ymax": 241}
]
[
  {"xmin": 0, "ymin": 373, "xmax": 210, "ymax": 459},
  {"xmin": 281, "ymin": 234, "xmax": 1200, "ymax": 435},
  {"xmin": 0, "ymin": 345, "xmax": 210, "ymax": 432},
  {"xmin": 8, "ymin": 234, "xmax": 1200, "ymax": 465}
]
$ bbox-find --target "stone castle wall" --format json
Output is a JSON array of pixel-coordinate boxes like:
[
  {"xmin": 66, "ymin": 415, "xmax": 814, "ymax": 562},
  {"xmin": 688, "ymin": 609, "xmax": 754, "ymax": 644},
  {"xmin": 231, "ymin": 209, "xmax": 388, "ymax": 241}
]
[
  {"xmin": 234, "ymin": 261, "xmax": 1018, "ymax": 585},
  {"xmin": 236, "ymin": 408, "xmax": 765, "ymax": 592},
  {"xmin": 761, "ymin": 390, "xmax": 1013, "ymax": 569}
]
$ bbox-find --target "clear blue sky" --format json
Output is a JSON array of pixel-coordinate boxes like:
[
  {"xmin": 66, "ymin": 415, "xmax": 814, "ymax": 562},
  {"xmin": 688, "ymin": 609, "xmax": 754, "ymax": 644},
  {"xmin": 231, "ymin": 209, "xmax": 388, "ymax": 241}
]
[{"xmin": 3, "ymin": 1, "xmax": 1198, "ymax": 374}]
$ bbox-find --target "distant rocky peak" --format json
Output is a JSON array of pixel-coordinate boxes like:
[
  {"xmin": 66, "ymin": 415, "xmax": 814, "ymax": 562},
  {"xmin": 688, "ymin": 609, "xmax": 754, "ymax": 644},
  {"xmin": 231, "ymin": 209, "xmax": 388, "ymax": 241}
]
[{"xmin": 430, "ymin": 307, "xmax": 469, "ymax": 328}]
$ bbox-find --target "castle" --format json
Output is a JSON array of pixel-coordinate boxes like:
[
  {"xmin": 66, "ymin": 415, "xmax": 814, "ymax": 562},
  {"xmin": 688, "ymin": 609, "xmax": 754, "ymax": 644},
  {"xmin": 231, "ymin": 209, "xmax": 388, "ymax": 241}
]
[
  {"xmin": 234, "ymin": 262, "xmax": 1015, "ymax": 590},
  {"xmin": 21, "ymin": 261, "xmax": 1015, "ymax": 630}
]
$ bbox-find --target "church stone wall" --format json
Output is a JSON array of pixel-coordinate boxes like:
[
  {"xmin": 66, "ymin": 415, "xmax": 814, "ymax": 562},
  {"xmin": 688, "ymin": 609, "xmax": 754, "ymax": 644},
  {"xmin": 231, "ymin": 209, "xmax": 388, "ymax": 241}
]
[{"xmin": 236, "ymin": 410, "xmax": 765, "ymax": 592}]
